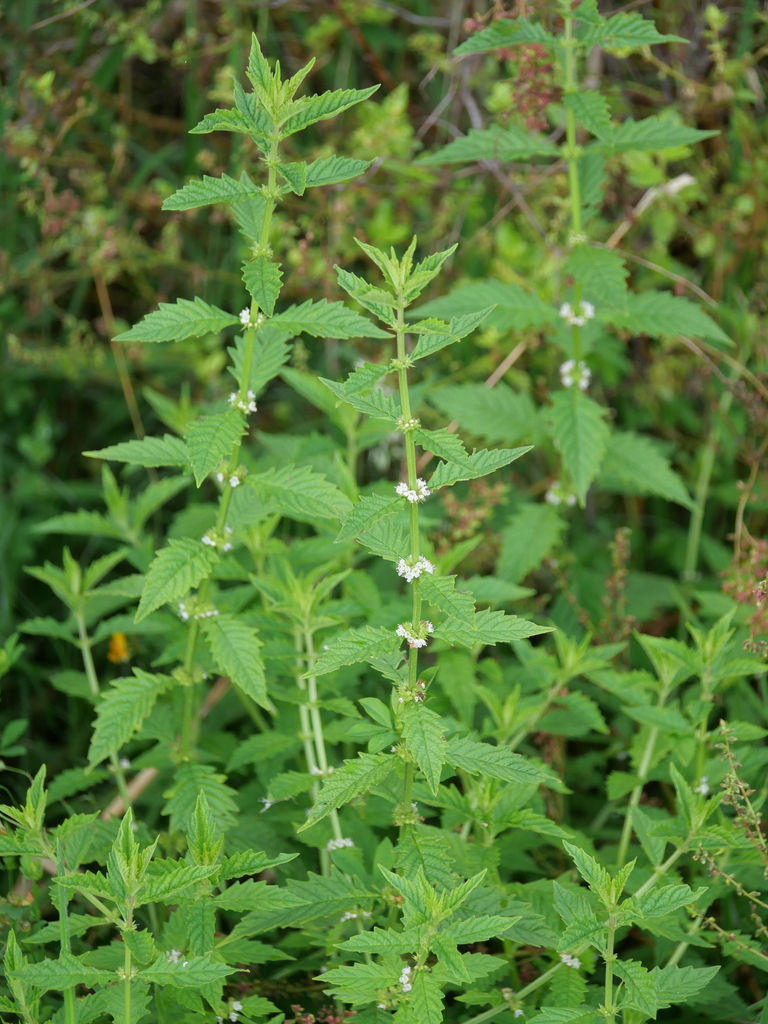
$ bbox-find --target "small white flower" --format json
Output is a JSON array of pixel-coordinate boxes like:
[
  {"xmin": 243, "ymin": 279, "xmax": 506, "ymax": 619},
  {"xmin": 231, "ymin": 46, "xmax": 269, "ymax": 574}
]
[
  {"xmin": 395, "ymin": 478, "xmax": 430, "ymax": 503},
  {"xmin": 545, "ymin": 483, "xmax": 577, "ymax": 507},
  {"xmin": 340, "ymin": 911, "xmax": 358, "ymax": 922},
  {"xmin": 119, "ymin": 757, "xmax": 131, "ymax": 770},
  {"xmin": 239, "ymin": 307, "xmax": 252, "ymax": 326},
  {"xmin": 501, "ymin": 988, "xmax": 513, "ymax": 1002},
  {"xmin": 202, "ymin": 533, "xmax": 217, "ymax": 547},
  {"xmin": 559, "ymin": 301, "xmax": 595, "ymax": 327},
  {"xmin": 396, "ymin": 556, "xmax": 436, "ymax": 583},
  {"xmin": 694, "ymin": 776, "xmax": 710, "ymax": 795},
  {"xmin": 229, "ymin": 1013, "xmax": 239, "ymax": 1022},
  {"xmin": 229, "ymin": 475, "xmax": 241, "ymax": 488},
  {"xmin": 216, "ymin": 472, "xmax": 225, "ymax": 483},
  {"xmin": 232, "ymin": 1004, "xmax": 243, "ymax": 1014},
  {"xmin": 560, "ymin": 952, "xmax": 581, "ymax": 969},
  {"xmin": 514, "ymin": 1011, "xmax": 524, "ymax": 1018},
  {"xmin": 424, "ymin": 621, "xmax": 434, "ymax": 633},
  {"xmin": 378, "ymin": 1004, "xmax": 388, "ymax": 1010},
  {"xmin": 228, "ymin": 389, "xmax": 258, "ymax": 413},
  {"xmin": 166, "ymin": 949, "xmax": 182, "ymax": 963},
  {"xmin": 217, "ymin": 1017, "xmax": 224, "ymax": 1024},
  {"xmin": 559, "ymin": 359, "xmax": 591, "ymax": 391},
  {"xmin": 178, "ymin": 602, "xmax": 189, "ymax": 622},
  {"xmin": 327, "ymin": 837, "xmax": 355, "ymax": 851},
  {"xmin": 260, "ymin": 797, "xmax": 273, "ymax": 813}
]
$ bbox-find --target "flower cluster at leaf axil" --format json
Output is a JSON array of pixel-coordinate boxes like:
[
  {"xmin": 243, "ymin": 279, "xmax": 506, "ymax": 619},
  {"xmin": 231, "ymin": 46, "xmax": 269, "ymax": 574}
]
[
  {"xmin": 215, "ymin": 1001, "xmax": 243, "ymax": 1024},
  {"xmin": 229, "ymin": 389, "xmax": 257, "ymax": 413},
  {"xmin": 559, "ymin": 300, "xmax": 595, "ymax": 327},
  {"xmin": 396, "ymin": 555, "xmax": 435, "ymax": 582},
  {"xmin": 396, "ymin": 621, "xmax": 434, "ymax": 648},
  {"xmin": 560, "ymin": 952, "xmax": 581, "ymax": 969},
  {"xmin": 395, "ymin": 478, "xmax": 430, "ymax": 503},
  {"xmin": 559, "ymin": 359, "xmax": 591, "ymax": 390},
  {"xmin": 202, "ymin": 526, "xmax": 233, "ymax": 551}
]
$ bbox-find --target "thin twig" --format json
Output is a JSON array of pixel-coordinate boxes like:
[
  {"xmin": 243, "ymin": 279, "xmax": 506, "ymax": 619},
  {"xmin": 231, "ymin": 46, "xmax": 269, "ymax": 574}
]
[
  {"xmin": 30, "ymin": 0, "xmax": 99, "ymax": 31},
  {"xmin": 601, "ymin": 246, "xmax": 717, "ymax": 307},
  {"xmin": 93, "ymin": 271, "xmax": 146, "ymax": 440}
]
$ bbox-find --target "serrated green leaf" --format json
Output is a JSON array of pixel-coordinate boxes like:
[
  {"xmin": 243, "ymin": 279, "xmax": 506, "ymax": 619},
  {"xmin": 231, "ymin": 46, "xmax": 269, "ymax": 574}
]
[
  {"xmin": 190, "ymin": 104, "xmax": 270, "ymax": 141},
  {"xmin": 228, "ymin": 324, "xmax": 293, "ymax": 394},
  {"xmin": 162, "ymin": 763, "xmax": 239, "ymax": 834},
  {"xmin": 278, "ymin": 160, "xmax": 307, "ymax": 195},
  {"xmin": 162, "ymin": 173, "xmax": 261, "ymax": 211},
  {"xmin": 394, "ymin": 827, "xmax": 456, "ymax": 890},
  {"xmin": 421, "ymin": 123, "xmax": 556, "ymax": 165},
  {"xmin": 300, "ymin": 753, "xmax": 396, "ymax": 829},
  {"xmin": 598, "ymin": 431, "xmax": 693, "ymax": 508},
  {"xmin": 414, "ymin": 428, "xmax": 470, "ymax": 466},
  {"xmin": 12, "ymin": 952, "xmax": 111, "ymax": 992},
  {"xmin": 305, "ymin": 155, "xmax": 373, "ymax": 187},
  {"xmin": 242, "ymin": 258, "xmax": 283, "ymax": 316},
  {"xmin": 445, "ymin": 735, "xmax": 559, "ymax": 788},
  {"xmin": 609, "ymin": 114, "xmax": 718, "ymax": 152},
  {"xmin": 430, "ymin": 446, "xmax": 531, "ymax": 490},
  {"xmin": 135, "ymin": 538, "xmax": 218, "ymax": 622},
  {"xmin": 114, "ymin": 297, "xmax": 239, "ymax": 343},
  {"xmin": 357, "ymin": 516, "xmax": 409, "ymax": 563},
  {"xmin": 549, "ymin": 389, "xmax": 609, "ymax": 505},
  {"xmin": 564, "ymin": 93, "xmax": 613, "ymax": 140},
  {"xmin": 626, "ymin": 883, "xmax": 707, "ymax": 920},
  {"xmin": 498, "ymin": 503, "xmax": 565, "ymax": 583},
  {"xmin": 337, "ymin": 927, "xmax": 419, "ymax": 954},
  {"xmin": 141, "ymin": 954, "xmax": 235, "ymax": 987},
  {"xmin": 602, "ymin": 291, "xmax": 730, "ymax": 344},
  {"xmin": 434, "ymin": 608, "xmax": 551, "ymax": 648},
  {"xmin": 564, "ymin": 246, "xmax": 628, "ymax": 305},
  {"xmin": 454, "ymin": 19, "xmax": 555, "ymax": 54},
  {"xmin": 613, "ymin": 958, "xmax": 658, "ymax": 1017},
  {"xmin": 33, "ymin": 509, "xmax": 125, "ymax": 540},
  {"xmin": 650, "ymin": 964, "xmax": 719, "ymax": 1008},
  {"xmin": 88, "ymin": 669, "xmax": 170, "ymax": 768},
  {"xmin": 185, "ymin": 409, "xmax": 245, "ymax": 487},
  {"xmin": 322, "ymin": 376, "xmax": 400, "ymax": 423},
  {"xmin": 562, "ymin": 841, "xmax": 612, "ymax": 901},
  {"xmin": 202, "ymin": 613, "xmax": 268, "ymax": 707},
  {"xmin": 281, "ymin": 85, "xmax": 379, "ymax": 135},
  {"xmin": 429, "ymin": 382, "xmax": 537, "ymax": 446},
  {"xmin": 420, "ymin": 574, "xmax": 476, "ymax": 626},
  {"xmin": 415, "ymin": 280, "xmax": 558, "ymax": 333},
  {"xmin": 246, "ymin": 464, "xmax": 352, "ymax": 522},
  {"xmin": 578, "ymin": 11, "xmax": 686, "ymax": 48},
  {"xmin": 319, "ymin": 962, "xmax": 398, "ymax": 1006},
  {"xmin": 312, "ymin": 626, "xmax": 400, "ymax": 677},
  {"xmin": 401, "ymin": 703, "xmax": 446, "ymax": 795},
  {"xmin": 411, "ymin": 308, "xmax": 494, "ymax": 359},
  {"xmin": 335, "ymin": 267, "xmax": 397, "ymax": 322},
  {"xmin": 337, "ymin": 493, "xmax": 403, "ymax": 542},
  {"xmin": 137, "ymin": 864, "xmax": 217, "ymax": 905},
  {"xmin": 271, "ymin": 298, "xmax": 389, "ymax": 339},
  {"xmin": 84, "ymin": 434, "xmax": 190, "ymax": 468}
]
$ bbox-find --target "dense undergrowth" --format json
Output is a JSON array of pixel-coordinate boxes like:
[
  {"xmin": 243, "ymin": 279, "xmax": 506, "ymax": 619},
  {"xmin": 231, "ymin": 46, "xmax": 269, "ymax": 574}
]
[{"xmin": 1, "ymin": 2, "xmax": 768, "ymax": 1023}]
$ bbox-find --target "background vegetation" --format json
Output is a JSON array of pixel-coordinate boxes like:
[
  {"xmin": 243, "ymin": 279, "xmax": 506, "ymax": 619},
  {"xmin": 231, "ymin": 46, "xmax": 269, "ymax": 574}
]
[{"xmin": 2, "ymin": 1, "xmax": 768, "ymax": 1022}]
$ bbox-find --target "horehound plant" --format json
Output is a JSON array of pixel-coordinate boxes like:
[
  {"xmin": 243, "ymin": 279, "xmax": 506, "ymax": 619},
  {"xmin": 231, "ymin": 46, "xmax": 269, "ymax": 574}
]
[{"xmin": 2, "ymin": 28, "xmax": 758, "ymax": 1024}]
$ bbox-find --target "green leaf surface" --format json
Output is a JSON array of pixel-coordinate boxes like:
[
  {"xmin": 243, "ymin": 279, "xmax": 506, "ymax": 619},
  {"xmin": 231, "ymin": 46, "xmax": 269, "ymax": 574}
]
[
  {"xmin": 401, "ymin": 703, "xmax": 446, "ymax": 794},
  {"xmin": 498, "ymin": 503, "xmax": 565, "ymax": 583},
  {"xmin": 601, "ymin": 291, "xmax": 730, "ymax": 345},
  {"xmin": 162, "ymin": 173, "xmax": 261, "ymax": 211},
  {"xmin": 598, "ymin": 431, "xmax": 693, "ymax": 508},
  {"xmin": 281, "ymin": 86, "xmax": 380, "ymax": 135},
  {"xmin": 305, "ymin": 155, "xmax": 374, "ymax": 187},
  {"xmin": 454, "ymin": 19, "xmax": 557, "ymax": 54},
  {"xmin": 421, "ymin": 123, "xmax": 556, "ymax": 165},
  {"xmin": 141, "ymin": 954, "xmax": 235, "ymax": 987},
  {"xmin": 246, "ymin": 464, "xmax": 352, "ymax": 522},
  {"xmin": 135, "ymin": 538, "xmax": 218, "ymax": 622},
  {"xmin": 415, "ymin": 279, "xmax": 558, "ymax": 333},
  {"xmin": 564, "ymin": 93, "xmax": 613, "ymax": 140},
  {"xmin": 445, "ymin": 735, "xmax": 560, "ymax": 788},
  {"xmin": 312, "ymin": 626, "xmax": 401, "ymax": 676},
  {"xmin": 577, "ymin": 11, "xmax": 686, "ymax": 48},
  {"xmin": 202, "ymin": 613, "xmax": 268, "ymax": 708},
  {"xmin": 271, "ymin": 298, "xmax": 389, "ymax": 339},
  {"xmin": 88, "ymin": 669, "xmax": 170, "ymax": 768},
  {"xmin": 564, "ymin": 246, "xmax": 628, "ymax": 306},
  {"xmin": 549, "ymin": 389, "xmax": 610, "ymax": 505},
  {"xmin": 114, "ymin": 297, "xmax": 239, "ymax": 343},
  {"xmin": 242, "ymin": 258, "xmax": 283, "ymax": 316},
  {"xmin": 84, "ymin": 434, "xmax": 190, "ymax": 468},
  {"xmin": 430, "ymin": 446, "xmax": 531, "ymax": 490},
  {"xmin": 337, "ymin": 493, "xmax": 404, "ymax": 542},
  {"xmin": 185, "ymin": 409, "xmax": 245, "ymax": 487},
  {"xmin": 300, "ymin": 753, "xmax": 396, "ymax": 829}
]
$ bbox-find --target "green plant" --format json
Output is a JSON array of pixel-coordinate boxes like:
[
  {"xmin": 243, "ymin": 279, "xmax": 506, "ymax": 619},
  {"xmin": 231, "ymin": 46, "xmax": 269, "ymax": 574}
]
[{"xmin": 1, "ymin": 10, "xmax": 768, "ymax": 1024}]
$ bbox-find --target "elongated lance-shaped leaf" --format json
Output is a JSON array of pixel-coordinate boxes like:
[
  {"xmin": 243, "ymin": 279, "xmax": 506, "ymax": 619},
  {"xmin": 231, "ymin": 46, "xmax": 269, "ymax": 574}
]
[
  {"xmin": 135, "ymin": 538, "xmax": 219, "ymax": 622},
  {"xmin": 311, "ymin": 625, "xmax": 401, "ymax": 677},
  {"xmin": 162, "ymin": 173, "xmax": 262, "ymax": 211},
  {"xmin": 242, "ymin": 257, "xmax": 283, "ymax": 316},
  {"xmin": 410, "ymin": 308, "xmax": 495, "ymax": 359},
  {"xmin": 271, "ymin": 298, "xmax": 390, "ymax": 339},
  {"xmin": 88, "ymin": 669, "xmax": 171, "ymax": 768},
  {"xmin": 141, "ymin": 954, "xmax": 235, "ymax": 988},
  {"xmin": 246, "ymin": 464, "xmax": 352, "ymax": 523},
  {"xmin": 420, "ymin": 574, "xmax": 476, "ymax": 626},
  {"xmin": 578, "ymin": 11, "xmax": 687, "ymax": 49},
  {"xmin": 598, "ymin": 431, "xmax": 694, "ymax": 508},
  {"xmin": 414, "ymin": 427, "xmax": 470, "ymax": 466},
  {"xmin": 430, "ymin": 446, "xmax": 532, "ymax": 490},
  {"xmin": 434, "ymin": 608, "xmax": 552, "ymax": 648},
  {"xmin": 281, "ymin": 86, "xmax": 380, "ymax": 135},
  {"xmin": 228, "ymin": 325, "xmax": 293, "ymax": 394},
  {"xmin": 299, "ymin": 752, "xmax": 396, "ymax": 830},
  {"xmin": 185, "ymin": 409, "xmax": 246, "ymax": 487},
  {"xmin": 322, "ymin": 377, "xmax": 400, "ymax": 423},
  {"xmin": 421, "ymin": 123, "xmax": 557, "ymax": 165},
  {"xmin": 607, "ymin": 114, "xmax": 718, "ymax": 152},
  {"xmin": 84, "ymin": 434, "xmax": 190, "ymax": 468},
  {"xmin": 445, "ymin": 735, "xmax": 563, "ymax": 789},
  {"xmin": 337, "ymin": 493, "xmax": 404, "ymax": 542},
  {"xmin": 563, "ymin": 92, "xmax": 613, "ymax": 140},
  {"xmin": 564, "ymin": 246, "xmax": 628, "ymax": 306},
  {"xmin": 600, "ymin": 290, "xmax": 730, "ymax": 345},
  {"xmin": 202, "ymin": 613, "xmax": 269, "ymax": 709},
  {"xmin": 305, "ymin": 155, "xmax": 373, "ymax": 187},
  {"xmin": 454, "ymin": 18, "xmax": 556, "ymax": 53},
  {"xmin": 114, "ymin": 297, "xmax": 240, "ymax": 343},
  {"xmin": 549, "ymin": 389, "xmax": 609, "ymax": 506},
  {"xmin": 400, "ymin": 702, "xmax": 446, "ymax": 795}
]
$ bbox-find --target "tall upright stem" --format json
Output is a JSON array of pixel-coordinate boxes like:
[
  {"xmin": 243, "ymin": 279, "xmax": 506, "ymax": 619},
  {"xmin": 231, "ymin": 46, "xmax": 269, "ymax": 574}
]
[
  {"xmin": 562, "ymin": 6, "xmax": 584, "ymax": 364},
  {"xmin": 394, "ymin": 302, "xmax": 422, "ymax": 825},
  {"xmin": 123, "ymin": 908, "xmax": 133, "ymax": 1024},
  {"xmin": 304, "ymin": 629, "xmax": 344, "ymax": 848},
  {"xmin": 603, "ymin": 915, "xmax": 617, "ymax": 1023},
  {"xmin": 56, "ymin": 859, "xmax": 77, "ymax": 1024},
  {"xmin": 177, "ymin": 135, "xmax": 280, "ymax": 760}
]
